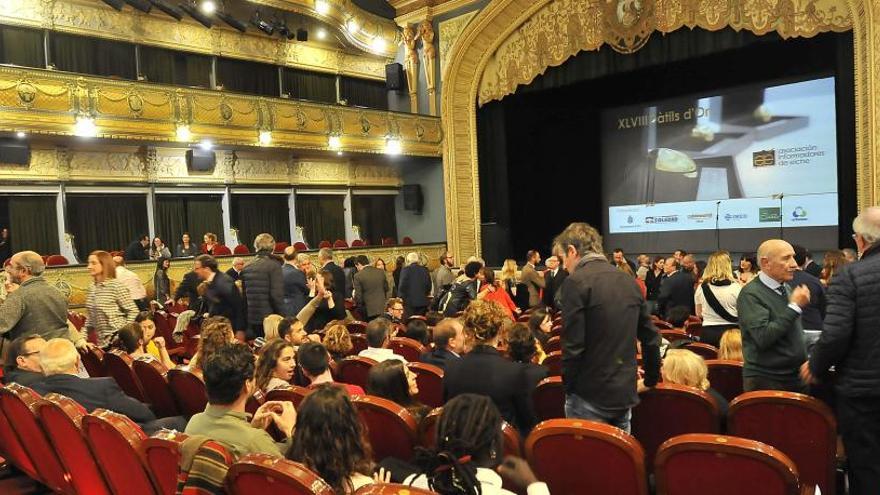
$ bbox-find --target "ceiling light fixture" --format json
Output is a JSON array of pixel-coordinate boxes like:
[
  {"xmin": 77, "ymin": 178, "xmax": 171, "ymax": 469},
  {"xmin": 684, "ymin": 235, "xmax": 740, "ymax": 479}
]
[
  {"xmin": 198, "ymin": 139, "xmax": 213, "ymax": 150},
  {"xmin": 74, "ymin": 116, "xmax": 98, "ymax": 138},
  {"xmin": 176, "ymin": 125, "xmax": 192, "ymax": 142},
  {"xmin": 371, "ymin": 37, "xmax": 386, "ymax": 52},
  {"xmin": 346, "ymin": 19, "xmax": 358, "ymax": 34},
  {"xmin": 328, "ymin": 135, "xmax": 341, "ymax": 150},
  {"xmin": 315, "ymin": 0, "xmax": 330, "ymax": 15},
  {"xmin": 15, "ymin": 131, "xmax": 26, "ymax": 139},
  {"xmin": 179, "ymin": 1, "xmax": 213, "ymax": 28},
  {"xmin": 316, "ymin": 28, "xmax": 327, "ymax": 40},
  {"xmin": 200, "ymin": 0, "xmax": 216, "ymax": 14}
]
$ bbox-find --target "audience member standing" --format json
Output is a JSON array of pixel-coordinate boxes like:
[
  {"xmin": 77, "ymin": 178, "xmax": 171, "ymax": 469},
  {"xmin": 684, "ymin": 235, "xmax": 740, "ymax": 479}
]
[
  {"xmin": 820, "ymin": 250, "xmax": 850, "ymax": 287},
  {"xmin": 478, "ymin": 267, "xmax": 519, "ymax": 319},
  {"xmin": 353, "ymin": 255, "xmax": 389, "ymax": 321},
  {"xmin": 791, "ymin": 244, "xmax": 826, "ymax": 347},
  {"xmin": 113, "ymin": 256, "xmax": 148, "ymax": 311},
  {"xmin": 374, "ymin": 259, "xmax": 393, "ymax": 300},
  {"xmin": 694, "ymin": 251, "xmax": 741, "ymax": 347},
  {"xmin": 241, "ymin": 234, "xmax": 284, "ymax": 340},
  {"xmin": 802, "ymin": 249, "xmax": 823, "ymax": 278},
  {"xmin": 226, "ymin": 257, "xmax": 245, "ymax": 282},
  {"xmin": 521, "ymin": 250, "xmax": 545, "ymax": 308},
  {"xmin": 85, "ymin": 250, "xmax": 138, "ymax": 348},
  {"xmin": 174, "ymin": 262, "xmax": 204, "ymax": 312},
  {"xmin": 681, "ymin": 254, "xmax": 699, "ymax": 283},
  {"xmin": 0, "ymin": 251, "xmax": 69, "ymax": 348},
  {"xmin": 154, "ymin": 257, "xmax": 172, "ymax": 303},
  {"xmin": 555, "ymin": 223, "xmax": 660, "ymax": 433},
  {"xmin": 282, "ymin": 248, "xmax": 310, "ymax": 318},
  {"xmin": 175, "ymin": 232, "xmax": 197, "ymax": 258},
  {"xmin": 433, "ymin": 251, "xmax": 456, "ymax": 297},
  {"xmin": 318, "ymin": 248, "xmax": 346, "ymax": 311},
  {"xmin": 737, "ymin": 253, "xmax": 759, "ymax": 284},
  {"xmin": 803, "ymin": 207, "xmax": 880, "ymax": 495},
  {"xmin": 655, "ymin": 257, "xmax": 695, "ymax": 317},
  {"xmin": 124, "ymin": 235, "xmax": 150, "ymax": 261},
  {"xmin": 542, "ymin": 255, "xmax": 568, "ymax": 310},
  {"xmin": 635, "ymin": 255, "xmax": 651, "ymax": 280},
  {"xmin": 391, "ymin": 255, "xmax": 405, "ymax": 297},
  {"xmin": 645, "ymin": 257, "xmax": 665, "ymax": 303},
  {"xmin": 441, "ymin": 261, "xmax": 481, "ymax": 317},
  {"xmin": 737, "ymin": 240, "xmax": 810, "ymax": 392},
  {"xmin": 612, "ymin": 248, "xmax": 638, "ymax": 273},
  {"xmin": 194, "ymin": 255, "xmax": 245, "ymax": 332},
  {"xmin": 398, "ymin": 252, "xmax": 432, "ymax": 318}
]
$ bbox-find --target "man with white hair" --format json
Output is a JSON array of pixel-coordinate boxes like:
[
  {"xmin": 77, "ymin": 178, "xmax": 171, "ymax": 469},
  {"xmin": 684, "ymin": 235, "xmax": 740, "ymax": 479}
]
[
  {"xmin": 114, "ymin": 255, "xmax": 148, "ymax": 311},
  {"xmin": 0, "ymin": 251, "xmax": 69, "ymax": 354},
  {"xmin": 737, "ymin": 239, "xmax": 811, "ymax": 392},
  {"xmin": 398, "ymin": 252, "xmax": 432, "ymax": 318},
  {"xmin": 802, "ymin": 206, "xmax": 880, "ymax": 495},
  {"xmin": 225, "ymin": 257, "xmax": 245, "ymax": 282},
  {"xmin": 241, "ymin": 233, "xmax": 284, "ymax": 340}
]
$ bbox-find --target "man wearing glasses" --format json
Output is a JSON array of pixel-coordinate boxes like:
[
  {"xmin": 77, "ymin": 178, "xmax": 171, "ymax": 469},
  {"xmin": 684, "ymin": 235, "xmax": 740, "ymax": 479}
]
[
  {"xmin": 2, "ymin": 335, "xmax": 46, "ymax": 386},
  {"xmin": 433, "ymin": 251, "xmax": 456, "ymax": 297},
  {"xmin": 385, "ymin": 298, "xmax": 405, "ymax": 324}
]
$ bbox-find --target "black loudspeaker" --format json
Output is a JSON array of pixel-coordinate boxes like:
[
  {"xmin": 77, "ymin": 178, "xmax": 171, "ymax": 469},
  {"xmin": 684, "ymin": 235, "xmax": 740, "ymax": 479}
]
[
  {"xmin": 296, "ymin": 29, "xmax": 308, "ymax": 42},
  {"xmin": 402, "ymin": 184, "xmax": 423, "ymax": 214},
  {"xmin": 186, "ymin": 149, "xmax": 216, "ymax": 172},
  {"xmin": 0, "ymin": 139, "xmax": 30, "ymax": 165},
  {"xmin": 385, "ymin": 63, "xmax": 404, "ymax": 91}
]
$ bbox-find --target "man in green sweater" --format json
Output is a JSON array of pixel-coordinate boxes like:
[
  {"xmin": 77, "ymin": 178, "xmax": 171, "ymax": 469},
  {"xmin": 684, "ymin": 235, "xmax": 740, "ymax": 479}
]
[{"xmin": 737, "ymin": 239, "xmax": 811, "ymax": 392}]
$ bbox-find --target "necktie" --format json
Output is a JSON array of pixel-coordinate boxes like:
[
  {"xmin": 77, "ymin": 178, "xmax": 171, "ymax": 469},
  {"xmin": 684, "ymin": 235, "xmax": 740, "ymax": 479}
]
[{"xmin": 775, "ymin": 285, "xmax": 787, "ymax": 298}]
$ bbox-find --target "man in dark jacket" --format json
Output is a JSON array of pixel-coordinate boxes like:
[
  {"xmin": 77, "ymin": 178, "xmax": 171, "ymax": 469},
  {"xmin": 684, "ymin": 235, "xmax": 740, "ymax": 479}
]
[
  {"xmin": 420, "ymin": 318, "xmax": 463, "ymax": 370},
  {"xmin": 555, "ymin": 222, "xmax": 660, "ymax": 433},
  {"xmin": 318, "ymin": 248, "xmax": 346, "ymax": 311},
  {"xmin": 225, "ymin": 257, "xmax": 245, "ymax": 282},
  {"xmin": 282, "ymin": 248, "xmax": 310, "ymax": 318},
  {"xmin": 174, "ymin": 264, "xmax": 204, "ymax": 312},
  {"xmin": 803, "ymin": 207, "xmax": 880, "ymax": 495},
  {"xmin": 655, "ymin": 257, "xmax": 695, "ymax": 317},
  {"xmin": 241, "ymin": 233, "xmax": 284, "ymax": 340},
  {"xmin": 194, "ymin": 255, "xmax": 245, "ymax": 332},
  {"xmin": 791, "ymin": 244, "xmax": 826, "ymax": 339},
  {"xmin": 441, "ymin": 261, "xmax": 481, "ymax": 316},
  {"xmin": 542, "ymin": 255, "xmax": 568, "ymax": 310},
  {"xmin": 353, "ymin": 255, "xmax": 389, "ymax": 320},
  {"xmin": 124, "ymin": 235, "xmax": 150, "ymax": 261},
  {"xmin": 2, "ymin": 335, "xmax": 46, "ymax": 386},
  {"xmin": 398, "ymin": 252, "xmax": 432, "ymax": 318}
]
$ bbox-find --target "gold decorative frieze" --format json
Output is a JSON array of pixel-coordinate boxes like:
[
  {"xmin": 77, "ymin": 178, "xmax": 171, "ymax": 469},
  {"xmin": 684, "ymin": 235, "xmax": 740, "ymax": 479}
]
[
  {"xmin": 0, "ymin": 66, "xmax": 443, "ymax": 156},
  {"xmin": 0, "ymin": 0, "xmax": 390, "ymax": 79},
  {"xmin": 438, "ymin": 11, "xmax": 477, "ymax": 82}
]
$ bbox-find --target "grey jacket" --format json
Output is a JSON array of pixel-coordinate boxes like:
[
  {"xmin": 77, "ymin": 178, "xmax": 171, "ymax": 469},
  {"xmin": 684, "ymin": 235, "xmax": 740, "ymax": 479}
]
[
  {"xmin": 354, "ymin": 265, "xmax": 390, "ymax": 318},
  {"xmin": 0, "ymin": 276, "xmax": 69, "ymax": 342}
]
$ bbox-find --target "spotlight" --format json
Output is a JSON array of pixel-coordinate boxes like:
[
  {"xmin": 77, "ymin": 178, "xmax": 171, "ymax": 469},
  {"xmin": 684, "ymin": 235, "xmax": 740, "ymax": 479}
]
[
  {"xmin": 259, "ymin": 131, "xmax": 272, "ymax": 146},
  {"xmin": 251, "ymin": 11, "xmax": 274, "ymax": 35},
  {"xmin": 200, "ymin": 0, "xmax": 216, "ymax": 14},
  {"xmin": 149, "ymin": 0, "xmax": 183, "ymax": 20},
  {"xmin": 346, "ymin": 19, "xmax": 358, "ymax": 34},
  {"xmin": 316, "ymin": 28, "xmax": 327, "ymax": 40},
  {"xmin": 315, "ymin": 0, "xmax": 330, "ymax": 15},
  {"xmin": 275, "ymin": 21, "xmax": 295, "ymax": 40},
  {"xmin": 15, "ymin": 131, "xmax": 26, "ymax": 139},
  {"xmin": 123, "ymin": 0, "xmax": 152, "ymax": 12},
  {"xmin": 74, "ymin": 116, "xmax": 98, "ymax": 138},
  {"xmin": 198, "ymin": 139, "xmax": 213, "ymax": 150},
  {"xmin": 371, "ymin": 37, "xmax": 386, "ymax": 52},
  {"xmin": 179, "ymin": 2, "xmax": 213, "ymax": 28},
  {"xmin": 216, "ymin": 11, "xmax": 247, "ymax": 32},
  {"xmin": 101, "ymin": 0, "xmax": 125, "ymax": 10},
  {"xmin": 384, "ymin": 137, "xmax": 401, "ymax": 155},
  {"xmin": 176, "ymin": 125, "xmax": 192, "ymax": 142},
  {"xmin": 328, "ymin": 135, "xmax": 341, "ymax": 150}
]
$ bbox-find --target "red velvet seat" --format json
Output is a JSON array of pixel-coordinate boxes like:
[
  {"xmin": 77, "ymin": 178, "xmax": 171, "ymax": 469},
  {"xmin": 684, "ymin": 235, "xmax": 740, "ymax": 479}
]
[
  {"xmin": 706, "ymin": 359, "xmax": 744, "ymax": 402},
  {"xmin": 35, "ymin": 394, "xmax": 111, "ymax": 495},
  {"xmin": 652, "ymin": 318, "xmax": 674, "ymax": 330},
  {"xmin": 381, "ymin": 237, "xmax": 395, "ymax": 246},
  {"xmin": 274, "ymin": 241, "xmax": 289, "ymax": 254},
  {"xmin": 388, "ymin": 336, "xmax": 426, "ymax": 362},
  {"xmin": 212, "ymin": 245, "xmax": 232, "ymax": 256},
  {"xmin": 333, "ymin": 239, "xmax": 348, "ymax": 248},
  {"xmin": 420, "ymin": 407, "xmax": 522, "ymax": 458},
  {"xmin": 68, "ymin": 311, "xmax": 86, "ymax": 330},
  {"xmin": 167, "ymin": 369, "xmax": 209, "ymax": 417},
  {"xmin": 543, "ymin": 350, "xmax": 563, "ymax": 376},
  {"xmin": 544, "ymin": 335, "xmax": 561, "ymax": 353},
  {"xmin": 82, "ymin": 409, "xmax": 159, "ymax": 495},
  {"xmin": 526, "ymin": 418, "xmax": 648, "ymax": 495},
  {"xmin": 631, "ymin": 383, "xmax": 720, "ymax": 472},
  {"xmin": 81, "ymin": 346, "xmax": 106, "ymax": 377},
  {"xmin": 225, "ymin": 454, "xmax": 333, "ymax": 495},
  {"xmin": 318, "ymin": 240, "xmax": 331, "ymax": 249},
  {"xmin": 0, "ymin": 397, "xmax": 38, "ymax": 480},
  {"xmin": 516, "ymin": 314, "xmax": 531, "ymax": 323},
  {"xmin": 142, "ymin": 430, "xmax": 188, "ymax": 495},
  {"xmin": 233, "ymin": 244, "xmax": 250, "ymax": 255},
  {"xmin": 103, "ymin": 352, "xmax": 147, "ymax": 402},
  {"xmin": 133, "ymin": 360, "xmax": 180, "ymax": 418},
  {"xmin": 728, "ymin": 391, "xmax": 836, "ymax": 495},
  {"xmin": 549, "ymin": 324, "xmax": 563, "ymax": 338},
  {"xmin": 685, "ymin": 321, "xmax": 703, "ymax": 339},
  {"xmin": 401, "ymin": 236, "xmax": 413, "ymax": 245},
  {"xmin": 683, "ymin": 342, "xmax": 718, "ymax": 360},
  {"xmin": 0, "ymin": 384, "xmax": 75, "ymax": 494},
  {"xmin": 352, "ymin": 395, "xmax": 418, "ymax": 461},
  {"xmin": 408, "ymin": 362, "xmax": 444, "ymax": 408},
  {"xmin": 655, "ymin": 434, "xmax": 806, "ymax": 495},
  {"xmin": 533, "ymin": 376, "xmax": 565, "ymax": 420},
  {"xmin": 266, "ymin": 386, "xmax": 312, "ymax": 409},
  {"xmin": 347, "ymin": 320, "xmax": 368, "ymax": 333},
  {"xmin": 336, "ymin": 356, "xmax": 376, "ymax": 389},
  {"xmin": 351, "ymin": 239, "xmax": 365, "ymax": 247},
  {"xmin": 355, "ymin": 483, "xmax": 435, "ymax": 494},
  {"xmin": 46, "ymin": 254, "xmax": 69, "ymax": 266},
  {"xmin": 293, "ymin": 241, "xmax": 308, "ymax": 251},
  {"xmin": 660, "ymin": 329, "xmax": 691, "ymax": 343}
]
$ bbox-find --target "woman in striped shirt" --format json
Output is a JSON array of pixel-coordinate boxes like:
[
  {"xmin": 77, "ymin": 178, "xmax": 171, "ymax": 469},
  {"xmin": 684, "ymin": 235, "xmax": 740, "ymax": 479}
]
[{"xmin": 85, "ymin": 250, "xmax": 138, "ymax": 348}]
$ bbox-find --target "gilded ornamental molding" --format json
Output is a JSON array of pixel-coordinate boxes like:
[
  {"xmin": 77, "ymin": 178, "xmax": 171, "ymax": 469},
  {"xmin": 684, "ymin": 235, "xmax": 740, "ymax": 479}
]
[{"xmin": 0, "ymin": 66, "xmax": 443, "ymax": 156}]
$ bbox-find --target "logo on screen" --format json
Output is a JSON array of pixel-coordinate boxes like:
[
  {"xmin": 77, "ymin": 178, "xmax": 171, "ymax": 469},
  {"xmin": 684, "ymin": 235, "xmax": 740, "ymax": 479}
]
[
  {"xmin": 792, "ymin": 207, "xmax": 809, "ymax": 222},
  {"xmin": 645, "ymin": 215, "xmax": 679, "ymax": 224},
  {"xmin": 759, "ymin": 207, "xmax": 782, "ymax": 222},
  {"xmin": 753, "ymin": 149, "xmax": 776, "ymax": 167},
  {"xmin": 724, "ymin": 213, "xmax": 748, "ymax": 221},
  {"xmin": 627, "ymin": 216, "xmax": 634, "ymax": 224},
  {"xmin": 687, "ymin": 213, "xmax": 713, "ymax": 223}
]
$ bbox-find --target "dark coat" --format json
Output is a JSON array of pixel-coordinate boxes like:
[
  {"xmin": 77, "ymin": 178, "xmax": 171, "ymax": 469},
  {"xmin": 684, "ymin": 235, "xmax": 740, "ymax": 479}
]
[
  {"xmin": 32, "ymin": 374, "xmax": 156, "ymax": 424},
  {"xmin": 442, "ymin": 279, "xmax": 477, "ymax": 317},
  {"xmin": 656, "ymin": 270, "xmax": 696, "ymax": 317},
  {"xmin": 241, "ymin": 251, "xmax": 284, "ymax": 327},
  {"xmin": 809, "ymin": 245, "xmax": 880, "ymax": 397},
  {"xmin": 353, "ymin": 266, "xmax": 389, "ymax": 318},
  {"xmin": 419, "ymin": 347, "xmax": 460, "ymax": 371},
  {"xmin": 804, "ymin": 261, "xmax": 823, "ymax": 278},
  {"xmin": 282, "ymin": 264, "xmax": 309, "ymax": 317},
  {"xmin": 443, "ymin": 345, "xmax": 538, "ymax": 433},
  {"xmin": 561, "ymin": 256, "xmax": 661, "ymax": 410},
  {"xmin": 174, "ymin": 270, "xmax": 203, "ymax": 312},
  {"xmin": 225, "ymin": 267, "xmax": 242, "ymax": 282},
  {"xmin": 205, "ymin": 271, "xmax": 246, "ymax": 330},
  {"xmin": 124, "ymin": 240, "xmax": 149, "ymax": 261},
  {"xmin": 3, "ymin": 368, "xmax": 43, "ymax": 386},
  {"xmin": 323, "ymin": 261, "xmax": 347, "ymax": 310},
  {"xmin": 645, "ymin": 269, "xmax": 664, "ymax": 300},
  {"xmin": 542, "ymin": 269, "xmax": 568, "ymax": 309},
  {"xmin": 790, "ymin": 270, "xmax": 826, "ymax": 331},
  {"xmin": 398, "ymin": 264, "xmax": 432, "ymax": 309}
]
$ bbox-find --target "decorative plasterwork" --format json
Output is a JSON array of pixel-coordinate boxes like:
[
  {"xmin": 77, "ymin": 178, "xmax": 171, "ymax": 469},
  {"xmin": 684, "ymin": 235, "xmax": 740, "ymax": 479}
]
[
  {"xmin": 0, "ymin": 66, "xmax": 443, "ymax": 156},
  {"xmin": 0, "ymin": 0, "xmax": 390, "ymax": 79},
  {"xmin": 441, "ymin": 0, "xmax": 875, "ymax": 261},
  {"xmin": 391, "ymin": 0, "xmax": 482, "ymax": 25},
  {"xmin": 438, "ymin": 10, "xmax": 477, "ymax": 81}
]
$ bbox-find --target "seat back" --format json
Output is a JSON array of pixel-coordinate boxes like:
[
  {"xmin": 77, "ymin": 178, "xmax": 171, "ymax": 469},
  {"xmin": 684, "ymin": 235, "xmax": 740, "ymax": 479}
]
[
  {"xmin": 354, "ymin": 483, "xmax": 435, "ymax": 494},
  {"xmin": 178, "ymin": 439, "xmax": 235, "ymax": 495},
  {"xmin": 526, "ymin": 418, "xmax": 647, "ymax": 495},
  {"xmin": 542, "ymin": 351, "xmax": 562, "ymax": 376},
  {"xmin": 533, "ymin": 376, "xmax": 565, "ymax": 421},
  {"xmin": 0, "ymin": 390, "xmax": 38, "ymax": 480},
  {"xmin": 103, "ymin": 352, "xmax": 147, "ymax": 401},
  {"xmin": 225, "ymin": 454, "xmax": 333, "ymax": 495},
  {"xmin": 46, "ymin": 254, "xmax": 69, "ymax": 266},
  {"xmin": 543, "ymin": 335, "xmax": 561, "ymax": 353},
  {"xmin": 349, "ymin": 331, "xmax": 369, "ymax": 353},
  {"xmin": 0, "ymin": 384, "xmax": 75, "ymax": 494},
  {"xmin": 337, "ymin": 356, "xmax": 377, "ymax": 390},
  {"xmin": 36, "ymin": 394, "xmax": 111, "ymax": 495},
  {"xmin": 351, "ymin": 239, "xmax": 365, "ymax": 247},
  {"xmin": 233, "ymin": 244, "xmax": 250, "ymax": 255},
  {"xmin": 266, "ymin": 386, "xmax": 312, "ymax": 409},
  {"xmin": 333, "ymin": 239, "xmax": 348, "ymax": 248},
  {"xmin": 705, "ymin": 359, "xmax": 744, "ymax": 402},
  {"xmin": 631, "ymin": 383, "xmax": 720, "ymax": 471},
  {"xmin": 318, "ymin": 240, "xmax": 331, "ymax": 249},
  {"xmin": 655, "ymin": 434, "xmax": 803, "ymax": 495},
  {"xmin": 683, "ymin": 342, "xmax": 718, "ymax": 360},
  {"xmin": 388, "ymin": 337, "xmax": 426, "ymax": 362},
  {"xmin": 685, "ymin": 321, "xmax": 703, "ymax": 339},
  {"xmin": 660, "ymin": 329, "xmax": 691, "ymax": 343},
  {"xmin": 81, "ymin": 346, "xmax": 106, "ymax": 377},
  {"xmin": 293, "ymin": 241, "xmax": 308, "ymax": 251},
  {"xmin": 142, "ymin": 430, "xmax": 188, "ymax": 495},
  {"xmin": 132, "ymin": 360, "xmax": 180, "ymax": 418},
  {"xmin": 274, "ymin": 242, "xmax": 289, "ymax": 254},
  {"xmin": 167, "ymin": 369, "xmax": 209, "ymax": 417},
  {"xmin": 82, "ymin": 409, "xmax": 158, "ymax": 495},
  {"xmin": 401, "ymin": 236, "xmax": 413, "ymax": 245},
  {"xmin": 352, "ymin": 395, "xmax": 418, "ymax": 461},
  {"xmin": 408, "ymin": 362, "xmax": 444, "ymax": 408},
  {"xmin": 728, "ymin": 391, "xmax": 836, "ymax": 495},
  {"xmin": 419, "ymin": 407, "xmax": 520, "ymax": 458}
]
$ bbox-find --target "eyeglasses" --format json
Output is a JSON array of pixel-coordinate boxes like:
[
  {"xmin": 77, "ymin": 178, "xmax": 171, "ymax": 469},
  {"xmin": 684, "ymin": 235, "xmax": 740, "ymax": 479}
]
[
  {"xmin": 20, "ymin": 350, "xmax": 40, "ymax": 357},
  {"xmin": 391, "ymin": 307, "xmax": 404, "ymax": 312}
]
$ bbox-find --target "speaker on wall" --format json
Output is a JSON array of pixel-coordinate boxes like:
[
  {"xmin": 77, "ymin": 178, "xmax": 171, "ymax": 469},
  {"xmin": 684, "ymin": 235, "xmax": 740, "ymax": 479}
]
[
  {"xmin": 0, "ymin": 139, "xmax": 31, "ymax": 165},
  {"xmin": 186, "ymin": 149, "xmax": 216, "ymax": 172},
  {"xmin": 385, "ymin": 63, "xmax": 405, "ymax": 91},
  {"xmin": 402, "ymin": 184, "xmax": 423, "ymax": 214},
  {"xmin": 296, "ymin": 29, "xmax": 308, "ymax": 41}
]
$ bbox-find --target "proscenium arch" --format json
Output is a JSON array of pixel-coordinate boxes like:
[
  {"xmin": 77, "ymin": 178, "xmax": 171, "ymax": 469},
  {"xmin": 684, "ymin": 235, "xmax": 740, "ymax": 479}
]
[{"xmin": 440, "ymin": 0, "xmax": 877, "ymax": 260}]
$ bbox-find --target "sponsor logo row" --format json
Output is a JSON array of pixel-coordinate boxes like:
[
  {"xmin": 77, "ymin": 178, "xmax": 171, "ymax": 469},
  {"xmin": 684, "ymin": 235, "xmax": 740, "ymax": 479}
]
[{"xmin": 620, "ymin": 206, "xmax": 810, "ymax": 228}]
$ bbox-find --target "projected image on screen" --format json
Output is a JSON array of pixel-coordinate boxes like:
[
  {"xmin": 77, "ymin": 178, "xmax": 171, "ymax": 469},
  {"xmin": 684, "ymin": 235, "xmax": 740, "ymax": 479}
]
[{"xmin": 602, "ymin": 77, "xmax": 839, "ymax": 252}]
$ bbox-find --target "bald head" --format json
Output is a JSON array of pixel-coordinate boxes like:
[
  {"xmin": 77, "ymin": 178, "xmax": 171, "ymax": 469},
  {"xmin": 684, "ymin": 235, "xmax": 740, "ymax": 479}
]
[
  {"xmin": 9, "ymin": 251, "xmax": 45, "ymax": 284},
  {"xmin": 757, "ymin": 239, "xmax": 797, "ymax": 283},
  {"xmin": 39, "ymin": 338, "xmax": 79, "ymax": 376}
]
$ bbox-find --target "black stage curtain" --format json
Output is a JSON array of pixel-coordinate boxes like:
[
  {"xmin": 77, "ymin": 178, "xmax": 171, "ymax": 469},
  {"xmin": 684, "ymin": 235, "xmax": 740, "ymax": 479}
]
[
  {"xmin": 216, "ymin": 58, "xmax": 279, "ymax": 97},
  {"xmin": 231, "ymin": 194, "xmax": 290, "ymax": 247},
  {"xmin": 8, "ymin": 196, "xmax": 59, "ymax": 255},
  {"xmin": 0, "ymin": 25, "xmax": 45, "ymax": 68},
  {"xmin": 284, "ymin": 68, "xmax": 337, "ymax": 103},
  {"xmin": 140, "ymin": 46, "xmax": 212, "ymax": 88},
  {"xmin": 49, "ymin": 33, "xmax": 136, "ymax": 79},
  {"xmin": 295, "ymin": 195, "xmax": 345, "ymax": 247},
  {"xmin": 155, "ymin": 196, "xmax": 223, "ymax": 250},
  {"xmin": 352, "ymin": 195, "xmax": 398, "ymax": 244},
  {"xmin": 340, "ymin": 77, "xmax": 388, "ymax": 110},
  {"xmin": 477, "ymin": 28, "xmax": 856, "ymax": 263},
  {"xmin": 67, "ymin": 194, "xmax": 148, "ymax": 258}
]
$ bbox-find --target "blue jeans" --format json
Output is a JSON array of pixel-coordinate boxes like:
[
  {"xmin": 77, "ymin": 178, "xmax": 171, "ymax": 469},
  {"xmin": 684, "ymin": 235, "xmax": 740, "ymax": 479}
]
[{"xmin": 565, "ymin": 393, "xmax": 632, "ymax": 433}]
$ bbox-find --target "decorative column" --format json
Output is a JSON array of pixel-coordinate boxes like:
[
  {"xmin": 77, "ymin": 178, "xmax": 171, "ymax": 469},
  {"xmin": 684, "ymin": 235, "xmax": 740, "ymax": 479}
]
[
  {"xmin": 417, "ymin": 19, "xmax": 437, "ymax": 116},
  {"xmin": 400, "ymin": 24, "xmax": 420, "ymax": 113}
]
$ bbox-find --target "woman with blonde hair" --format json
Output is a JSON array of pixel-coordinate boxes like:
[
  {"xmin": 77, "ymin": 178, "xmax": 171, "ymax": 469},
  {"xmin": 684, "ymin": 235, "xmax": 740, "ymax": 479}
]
[
  {"xmin": 324, "ymin": 323, "xmax": 354, "ymax": 361},
  {"xmin": 718, "ymin": 328, "xmax": 743, "ymax": 362},
  {"xmin": 694, "ymin": 251, "xmax": 741, "ymax": 348},
  {"xmin": 500, "ymin": 259, "xmax": 523, "ymax": 309},
  {"xmin": 85, "ymin": 250, "xmax": 139, "ymax": 348},
  {"xmin": 662, "ymin": 349, "xmax": 728, "ymax": 418}
]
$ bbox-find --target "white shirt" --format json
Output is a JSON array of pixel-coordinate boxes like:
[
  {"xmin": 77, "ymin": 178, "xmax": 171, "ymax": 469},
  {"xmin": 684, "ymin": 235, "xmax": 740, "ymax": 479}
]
[
  {"xmin": 757, "ymin": 272, "xmax": 803, "ymax": 314},
  {"xmin": 694, "ymin": 282, "xmax": 741, "ymax": 326},
  {"xmin": 406, "ymin": 467, "xmax": 550, "ymax": 495},
  {"xmin": 115, "ymin": 266, "xmax": 146, "ymax": 300},
  {"xmin": 358, "ymin": 347, "xmax": 408, "ymax": 363}
]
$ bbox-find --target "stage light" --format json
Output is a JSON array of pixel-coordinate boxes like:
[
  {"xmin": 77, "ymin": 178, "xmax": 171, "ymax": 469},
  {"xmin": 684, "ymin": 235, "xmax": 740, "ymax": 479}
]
[
  {"xmin": 384, "ymin": 137, "xmax": 401, "ymax": 155},
  {"xmin": 179, "ymin": 2, "xmax": 213, "ymax": 28},
  {"xmin": 346, "ymin": 19, "xmax": 358, "ymax": 34},
  {"xmin": 251, "ymin": 11, "xmax": 274, "ymax": 35},
  {"xmin": 149, "ymin": 0, "xmax": 183, "ymax": 20},
  {"xmin": 176, "ymin": 125, "xmax": 192, "ymax": 142},
  {"xmin": 371, "ymin": 37, "xmax": 386, "ymax": 52},
  {"xmin": 328, "ymin": 135, "xmax": 341, "ymax": 150},
  {"xmin": 316, "ymin": 28, "xmax": 327, "ymax": 40},
  {"xmin": 315, "ymin": 0, "xmax": 330, "ymax": 15},
  {"xmin": 259, "ymin": 131, "xmax": 272, "ymax": 146},
  {"xmin": 198, "ymin": 139, "xmax": 213, "ymax": 150},
  {"xmin": 15, "ymin": 131, "xmax": 26, "ymax": 139},
  {"xmin": 200, "ymin": 0, "xmax": 216, "ymax": 14},
  {"xmin": 101, "ymin": 0, "xmax": 125, "ymax": 11},
  {"xmin": 123, "ymin": 0, "xmax": 152, "ymax": 12},
  {"xmin": 216, "ymin": 11, "xmax": 247, "ymax": 32},
  {"xmin": 74, "ymin": 116, "xmax": 97, "ymax": 138}
]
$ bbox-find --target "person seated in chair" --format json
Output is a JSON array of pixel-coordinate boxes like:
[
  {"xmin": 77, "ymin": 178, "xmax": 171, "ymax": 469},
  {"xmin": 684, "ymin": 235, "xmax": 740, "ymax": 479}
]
[
  {"xmin": 117, "ymin": 320, "xmax": 175, "ymax": 370},
  {"xmin": 403, "ymin": 318, "xmax": 430, "ymax": 347},
  {"xmin": 358, "ymin": 318, "xmax": 407, "ymax": 363},
  {"xmin": 366, "ymin": 359, "xmax": 429, "ymax": 423},
  {"xmin": 298, "ymin": 341, "xmax": 364, "ymax": 396},
  {"xmin": 661, "ymin": 349, "xmax": 728, "ymax": 419},
  {"xmin": 185, "ymin": 343, "xmax": 297, "ymax": 458},
  {"xmin": 33, "ymin": 338, "xmax": 187, "ymax": 434},
  {"xmin": 419, "ymin": 318, "xmax": 464, "ymax": 371},
  {"xmin": 2, "ymin": 335, "xmax": 47, "ymax": 386}
]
